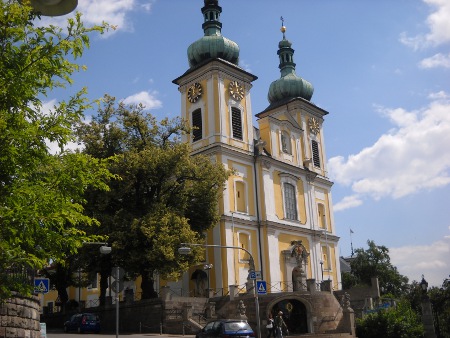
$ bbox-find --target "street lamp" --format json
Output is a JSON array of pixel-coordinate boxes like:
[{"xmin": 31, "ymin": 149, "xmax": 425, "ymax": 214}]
[
  {"xmin": 19, "ymin": 0, "xmax": 78, "ymax": 16},
  {"xmin": 420, "ymin": 274, "xmax": 429, "ymax": 296},
  {"xmin": 203, "ymin": 264, "xmax": 213, "ymax": 298},
  {"xmin": 178, "ymin": 243, "xmax": 262, "ymax": 338},
  {"xmin": 82, "ymin": 242, "xmax": 118, "ymax": 338}
]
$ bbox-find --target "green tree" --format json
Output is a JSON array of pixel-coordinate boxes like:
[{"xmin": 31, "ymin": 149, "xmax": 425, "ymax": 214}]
[
  {"xmin": 0, "ymin": 1, "xmax": 114, "ymax": 301},
  {"xmin": 343, "ymin": 240, "xmax": 409, "ymax": 297},
  {"xmin": 77, "ymin": 95, "xmax": 231, "ymax": 300},
  {"xmin": 356, "ymin": 299, "xmax": 424, "ymax": 338}
]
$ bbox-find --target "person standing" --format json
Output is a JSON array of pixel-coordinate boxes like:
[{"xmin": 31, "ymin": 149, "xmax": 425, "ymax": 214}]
[
  {"xmin": 274, "ymin": 311, "xmax": 288, "ymax": 338},
  {"xmin": 266, "ymin": 313, "xmax": 275, "ymax": 338}
]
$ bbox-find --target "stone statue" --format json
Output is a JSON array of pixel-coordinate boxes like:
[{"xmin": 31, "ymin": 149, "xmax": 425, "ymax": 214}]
[
  {"xmin": 290, "ymin": 240, "xmax": 310, "ymax": 266},
  {"xmin": 341, "ymin": 292, "xmax": 351, "ymax": 309},
  {"xmin": 235, "ymin": 300, "xmax": 247, "ymax": 319}
]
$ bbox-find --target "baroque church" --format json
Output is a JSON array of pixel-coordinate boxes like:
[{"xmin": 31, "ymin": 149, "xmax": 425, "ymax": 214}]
[{"xmin": 173, "ymin": 0, "xmax": 341, "ymax": 298}]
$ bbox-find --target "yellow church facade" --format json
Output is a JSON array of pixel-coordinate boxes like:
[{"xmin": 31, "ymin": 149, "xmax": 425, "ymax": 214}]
[{"xmin": 173, "ymin": 0, "xmax": 341, "ymax": 297}]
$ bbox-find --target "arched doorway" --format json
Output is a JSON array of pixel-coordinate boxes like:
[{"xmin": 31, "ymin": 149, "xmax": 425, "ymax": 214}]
[{"xmin": 269, "ymin": 298, "xmax": 308, "ymax": 334}]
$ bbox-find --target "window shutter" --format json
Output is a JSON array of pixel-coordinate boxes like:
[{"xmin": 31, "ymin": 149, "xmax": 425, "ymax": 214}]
[
  {"xmin": 312, "ymin": 140, "xmax": 321, "ymax": 167},
  {"xmin": 192, "ymin": 109, "xmax": 202, "ymax": 142}
]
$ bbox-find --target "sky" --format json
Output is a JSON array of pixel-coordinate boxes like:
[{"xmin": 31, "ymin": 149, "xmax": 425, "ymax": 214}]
[{"xmin": 39, "ymin": 0, "xmax": 450, "ymax": 287}]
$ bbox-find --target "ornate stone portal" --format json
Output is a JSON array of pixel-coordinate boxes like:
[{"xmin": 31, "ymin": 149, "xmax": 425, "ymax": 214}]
[{"xmin": 285, "ymin": 240, "xmax": 310, "ymax": 291}]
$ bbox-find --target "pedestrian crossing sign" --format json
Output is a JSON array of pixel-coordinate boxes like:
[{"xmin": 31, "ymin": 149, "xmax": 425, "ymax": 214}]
[
  {"xmin": 34, "ymin": 278, "xmax": 50, "ymax": 294},
  {"xmin": 256, "ymin": 280, "xmax": 267, "ymax": 295}
]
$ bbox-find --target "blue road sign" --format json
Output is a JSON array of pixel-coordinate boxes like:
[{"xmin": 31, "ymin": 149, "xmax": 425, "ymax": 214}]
[
  {"xmin": 249, "ymin": 271, "xmax": 256, "ymax": 280},
  {"xmin": 34, "ymin": 278, "xmax": 50, "ymax": 294},
  {"xmin": 256, "ymin": 280, "xmax": 267, "ymax": 295}
]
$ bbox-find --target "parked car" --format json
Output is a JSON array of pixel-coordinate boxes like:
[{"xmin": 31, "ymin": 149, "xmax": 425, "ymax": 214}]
[
  {"xmin": 196, "ymin": 319, "xmax": 255, "ymax": 338},
  {"xmin": 63, "ymin": 313, "xmax": 100, "ymax": 333}
]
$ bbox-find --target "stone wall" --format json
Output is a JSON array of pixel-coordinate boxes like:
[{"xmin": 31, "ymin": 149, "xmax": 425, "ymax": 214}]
[{"xmin": 0, "ymin": 293, "xmax": 41, "ymax": 338}]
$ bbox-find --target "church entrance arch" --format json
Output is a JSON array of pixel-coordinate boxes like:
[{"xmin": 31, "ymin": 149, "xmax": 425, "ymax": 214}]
[{"xmin": 267, "ymin": 297, "xmax": 310, "ymax": 334}]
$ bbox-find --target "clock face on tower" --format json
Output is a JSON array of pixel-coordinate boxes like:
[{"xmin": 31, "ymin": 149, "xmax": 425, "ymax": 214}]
[
  {"xmin": 309, "ymin": 117, "xmax": 320, "ymax": 135},
  {"xmin": 187, "ymin": 82, "xmax": 202, "ymax": 103},
  {"xmin": 229, "ymin": 81, "xmax": 244, "ymax": 101}
]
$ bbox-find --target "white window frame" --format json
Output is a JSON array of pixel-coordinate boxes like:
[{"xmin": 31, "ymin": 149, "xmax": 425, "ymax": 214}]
[{"xmin": 280, "ymin": 174, "xmax": 299, "ymax": 221}]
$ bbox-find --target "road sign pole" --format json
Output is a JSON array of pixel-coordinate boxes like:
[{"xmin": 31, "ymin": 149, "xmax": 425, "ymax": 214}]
[{"xmin": 116, "ymin": 266, "xmax": 119, "ymax": 338}]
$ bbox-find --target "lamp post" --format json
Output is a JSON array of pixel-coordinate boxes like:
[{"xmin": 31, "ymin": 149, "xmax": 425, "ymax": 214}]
[
  {"xmin": 82, "ymin": 242, "xmax": 118, "ymax": 338},
  {"xmin": 178, "ymin": 243, "xmax": 261, "ymax": 338},
  {"xmin": 203, "ymin": 264, "xmax": 213, "ymax": 298},
  {"xmin": 420, "ymin": 275, "xmax": 437, "ymax": 338}
]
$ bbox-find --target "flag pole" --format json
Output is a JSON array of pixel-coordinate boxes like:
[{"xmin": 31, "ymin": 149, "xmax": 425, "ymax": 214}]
[{"xmin": 350, "ymin": 228, "xmax": 354, "ymax": 257}]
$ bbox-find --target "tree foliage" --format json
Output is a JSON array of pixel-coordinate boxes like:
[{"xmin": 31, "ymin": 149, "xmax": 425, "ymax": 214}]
[
  {"xmin": 343, "ymin": 240, "xmax": 409, "ymax": 297},
  {"xmin": 356, "ymin": 299, "xmax": 424, "ymax": 338},
  {"xmin": 342, "ymin": 240, "xmax": 408, "ymax": 297},
  {"xmin": 0, "ymin": 1, "xmax": 114, "ymax": 301},
  {"xmin": 76, "ymin": 95, "xmax": 231, "ymax": 299}
]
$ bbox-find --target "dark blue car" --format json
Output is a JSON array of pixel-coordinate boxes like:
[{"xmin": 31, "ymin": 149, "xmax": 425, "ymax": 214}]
[
  {"xmin": 196, "ymin": 319, "xmax": 255, "ymax": 338},
  {"xmin": 64, "ymin": 313, "xmax": 100, "ymax": 333}
]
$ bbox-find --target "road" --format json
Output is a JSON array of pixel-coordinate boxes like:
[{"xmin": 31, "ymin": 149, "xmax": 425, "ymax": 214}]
[{"xmin": 47, "ymin": 331, "xmax": 195, "ymax": 338}]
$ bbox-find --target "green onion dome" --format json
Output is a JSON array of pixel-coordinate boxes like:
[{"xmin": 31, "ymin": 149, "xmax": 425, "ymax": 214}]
[
  {"xmin": 187, "ymin": 0, "xmax": 240, "ymax": 68},
  {"xmin": 268, "ymin": 24, "xmax": 314, "ymax": 103}
]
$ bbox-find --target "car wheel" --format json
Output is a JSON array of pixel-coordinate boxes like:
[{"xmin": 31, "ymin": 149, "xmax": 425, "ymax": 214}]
[
  {"xmin": 64, "ymin": 326, "xmax": 68, "ymax": 333},
  {"xmin": 78, "ymin": 327, "xmax": 83, "ymax": 334}
]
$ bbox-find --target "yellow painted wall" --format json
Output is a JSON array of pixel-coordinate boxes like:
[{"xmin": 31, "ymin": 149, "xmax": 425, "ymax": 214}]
[{"xmin": 297, "ymin": 179, "xmax": 306, "ymax": 224}]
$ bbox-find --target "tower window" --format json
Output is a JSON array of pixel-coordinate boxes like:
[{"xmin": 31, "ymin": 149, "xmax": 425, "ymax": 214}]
[
  {"xmin": 192, "ymin": 109, "xmax": 202, "ymax": 142},
  {"xmin": 284, "ymin": 183, "xmax": 297, "ymax": 220},
  {"xmin": 312, "ymin": 140, "xmax": 321, "ymax": 167},
  {"xmin": 231, "ymin": 107, "xmax": 243, "ymax": 140}
]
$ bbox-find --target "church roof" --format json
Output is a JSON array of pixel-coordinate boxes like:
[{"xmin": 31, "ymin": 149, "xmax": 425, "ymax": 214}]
[
  {"xmin": 187, "ymin": 0, "xmax": 240, "ymax": 68},
  {"xmin": 267, "ymin": 21, "xmax": 314, "ymax": 104}
]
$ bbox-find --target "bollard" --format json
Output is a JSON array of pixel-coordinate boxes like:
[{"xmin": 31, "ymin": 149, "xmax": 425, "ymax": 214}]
[{"xmin": 160, "ymin": 322, "xmax": 163, "ymax": 335}]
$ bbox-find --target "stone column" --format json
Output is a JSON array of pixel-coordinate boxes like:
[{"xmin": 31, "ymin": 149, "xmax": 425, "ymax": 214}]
[
  {"xmin": 306, "ymin": 279, "xmax": 316, "ymax": 294},
  {"xmin": 421, "ymin": 296, "xmax": 437, "ymax": 338}
]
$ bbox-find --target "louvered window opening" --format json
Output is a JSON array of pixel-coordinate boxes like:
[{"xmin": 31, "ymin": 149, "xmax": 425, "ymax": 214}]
[
  {"xmin": 192, "ymin": 109, "xmax": 202, "ymax": 142},
  {"xmin": 231, "ymin": 108, "xmax": 243, "ymax": 140},
  {"xmin": 284, "ymin": 183, "xmax": 297, "ymax": 220},
  {"xmin": 312, "ymin": 140, "xmax": 321, "ymax": 167}
]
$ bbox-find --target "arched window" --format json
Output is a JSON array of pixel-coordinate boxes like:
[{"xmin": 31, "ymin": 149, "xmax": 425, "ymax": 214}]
[
  {"xmin": 284, "ymin": 183, "xmax": 297, "ymax": 220},
  {"xmin": 192, "ymin": 109, "xmax": 202, "ymax": 142},
  {"xmin": 231, "ymin": 107, "xmax": 243, "ymax": 140}
]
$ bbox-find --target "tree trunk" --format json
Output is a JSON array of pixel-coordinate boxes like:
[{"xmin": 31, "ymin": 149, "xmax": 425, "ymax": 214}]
[
  {"xmin": 55, "ymin": 264, "xmax": 69, "ymax": 313},
  {"xmin": 141, "ymin": 271, "xmax": 158, "ymax": 299},
  {"xmin": 99, "ymin": 269, "xmax": 109, "ymax": 306}
]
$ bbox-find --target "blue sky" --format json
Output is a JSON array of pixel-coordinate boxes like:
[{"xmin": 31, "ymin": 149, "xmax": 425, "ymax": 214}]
[{"xmin": 40, "ymin": 0, "xmax": 450, "ymax": 287}]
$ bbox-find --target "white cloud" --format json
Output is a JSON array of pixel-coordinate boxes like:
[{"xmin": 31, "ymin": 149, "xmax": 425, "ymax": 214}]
[
  {"xmin": 419, "ymin": 53, "xmax": 450, "ymax": 68},
  {"xmin": 400, "ymin": 0, "xmax": 450, "ymax": 49},
  {"xmin": 122, "ymin": 90, "xmax": 162, "ymax": 110},
  {"xmin": 390, "ymin": 235, "xmax": 450, "ymax": 287},
  {"xmin": 333, "ymin": 195, "xmax": 363, "ymax": 212},
  {"xmin": 328, "ymin": 92, "xmax": 450, "ymax": 203}
]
